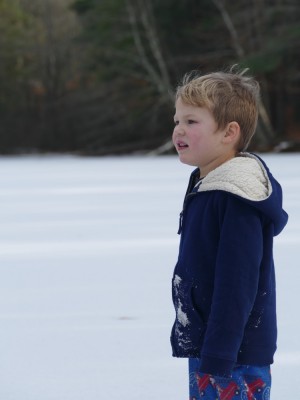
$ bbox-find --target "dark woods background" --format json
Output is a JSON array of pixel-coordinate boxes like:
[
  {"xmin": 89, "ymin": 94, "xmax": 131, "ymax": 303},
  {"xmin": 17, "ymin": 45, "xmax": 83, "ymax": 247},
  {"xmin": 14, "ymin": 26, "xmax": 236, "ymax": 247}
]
[{"xmin": 0, "ymin": 0, "xmax": 299, "ymax": 155}]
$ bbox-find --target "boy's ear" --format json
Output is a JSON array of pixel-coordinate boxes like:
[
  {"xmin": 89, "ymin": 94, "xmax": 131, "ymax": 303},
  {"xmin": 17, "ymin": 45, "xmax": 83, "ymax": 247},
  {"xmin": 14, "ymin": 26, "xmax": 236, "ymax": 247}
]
[{"xmin": 223, "ymin": 121, "xmax": 240, "ymax": 145}]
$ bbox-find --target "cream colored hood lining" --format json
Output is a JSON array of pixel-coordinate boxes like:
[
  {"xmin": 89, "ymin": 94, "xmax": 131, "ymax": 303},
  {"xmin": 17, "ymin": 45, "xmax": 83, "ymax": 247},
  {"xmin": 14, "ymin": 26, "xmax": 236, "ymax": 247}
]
[{"xmin": 198, "ymin": 153, "xmax": 272, "ymax": 202}]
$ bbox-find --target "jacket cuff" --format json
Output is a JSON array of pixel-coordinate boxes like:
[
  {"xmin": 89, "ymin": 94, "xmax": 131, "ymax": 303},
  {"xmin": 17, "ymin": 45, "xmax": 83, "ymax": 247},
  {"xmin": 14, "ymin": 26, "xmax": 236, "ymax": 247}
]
[{"xmin": 199, "ymin": 355, "xmax": 235, "ymax": 378}]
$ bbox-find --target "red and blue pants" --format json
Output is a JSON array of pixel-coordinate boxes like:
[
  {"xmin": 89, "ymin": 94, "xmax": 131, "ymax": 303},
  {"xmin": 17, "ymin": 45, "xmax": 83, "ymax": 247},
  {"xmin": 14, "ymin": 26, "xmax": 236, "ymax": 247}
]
[{"xmin": 189, "ymin": 358, "xmax": 271, "ymax": 400}]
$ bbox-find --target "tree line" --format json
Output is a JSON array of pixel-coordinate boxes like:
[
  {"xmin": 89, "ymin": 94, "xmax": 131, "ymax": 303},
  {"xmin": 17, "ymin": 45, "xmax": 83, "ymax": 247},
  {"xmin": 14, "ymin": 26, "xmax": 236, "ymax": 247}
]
[{"xmin": 0, "ymin": 0, "xmax": 299, "ymax": 155}]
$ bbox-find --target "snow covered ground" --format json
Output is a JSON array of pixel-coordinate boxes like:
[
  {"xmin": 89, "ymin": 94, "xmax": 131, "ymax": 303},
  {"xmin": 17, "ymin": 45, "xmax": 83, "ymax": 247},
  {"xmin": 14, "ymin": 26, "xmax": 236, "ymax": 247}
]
[{"xmin": 0, "ymin": 153, "xmax": 299, "ymax": 399}]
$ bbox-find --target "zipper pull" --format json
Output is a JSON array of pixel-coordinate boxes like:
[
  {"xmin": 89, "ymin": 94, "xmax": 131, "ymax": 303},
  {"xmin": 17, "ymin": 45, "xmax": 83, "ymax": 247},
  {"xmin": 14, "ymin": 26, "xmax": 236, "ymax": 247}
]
[{"xmin": 177, "ymin": 211, "xmax": 183, "ymax": 235}]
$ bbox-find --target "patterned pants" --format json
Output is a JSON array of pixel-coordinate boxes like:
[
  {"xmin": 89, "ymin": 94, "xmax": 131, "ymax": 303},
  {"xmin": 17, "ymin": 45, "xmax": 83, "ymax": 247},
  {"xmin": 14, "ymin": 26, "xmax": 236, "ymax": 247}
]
[{"xmin": 189, "ymin": 358, "xmax": 271, "ymax": 400}]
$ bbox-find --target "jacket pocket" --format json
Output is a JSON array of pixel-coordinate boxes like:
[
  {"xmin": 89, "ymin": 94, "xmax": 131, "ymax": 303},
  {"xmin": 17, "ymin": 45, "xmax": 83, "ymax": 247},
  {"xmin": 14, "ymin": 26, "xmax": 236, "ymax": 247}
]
[{"xmin": 171, "ymin": 276, "xmax": 206, "ymax": 355}]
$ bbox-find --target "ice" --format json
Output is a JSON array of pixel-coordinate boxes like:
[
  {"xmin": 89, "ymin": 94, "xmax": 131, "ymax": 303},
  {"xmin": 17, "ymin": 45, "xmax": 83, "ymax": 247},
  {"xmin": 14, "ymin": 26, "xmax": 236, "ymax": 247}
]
[{"xmin": 0, "ymin": 153, "xmax": 299, "ymax": 399}]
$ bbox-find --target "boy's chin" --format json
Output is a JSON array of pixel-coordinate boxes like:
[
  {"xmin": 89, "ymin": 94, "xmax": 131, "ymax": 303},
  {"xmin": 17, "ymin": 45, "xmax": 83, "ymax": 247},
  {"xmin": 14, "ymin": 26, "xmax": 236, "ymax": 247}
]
[{"xmin": 178, "ymin": 155, "xmax": 198, "ymax": 168}]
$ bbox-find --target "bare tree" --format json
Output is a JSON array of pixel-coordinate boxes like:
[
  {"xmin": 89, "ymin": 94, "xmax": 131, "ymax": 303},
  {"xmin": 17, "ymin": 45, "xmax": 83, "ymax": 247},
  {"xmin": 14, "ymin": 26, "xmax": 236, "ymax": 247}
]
[
  {"xmin": 124, "ymin": 0, "xmax": 176, "ymax": 154},
  {"xmin": 126, "ymin": 0, "xmax": 174, "ymax": 101},
  {"xmin": 212, "ymin": 0, "xmax": 275, "ymax": 146}
]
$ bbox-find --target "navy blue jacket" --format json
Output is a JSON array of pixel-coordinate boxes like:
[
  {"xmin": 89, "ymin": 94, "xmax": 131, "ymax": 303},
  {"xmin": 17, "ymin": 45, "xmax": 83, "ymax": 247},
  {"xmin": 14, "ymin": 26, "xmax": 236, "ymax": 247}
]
[{"xmin": 171, "ymin": 153, "xmax": 288, "ymax": 377}]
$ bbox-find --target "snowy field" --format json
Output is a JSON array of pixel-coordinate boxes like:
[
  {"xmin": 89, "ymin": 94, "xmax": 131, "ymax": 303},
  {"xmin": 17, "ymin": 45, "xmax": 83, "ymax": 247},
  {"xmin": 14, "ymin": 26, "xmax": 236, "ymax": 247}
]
[{"xmin": 0, "ymin": 153, "xmax": 299, "ymax": 400}]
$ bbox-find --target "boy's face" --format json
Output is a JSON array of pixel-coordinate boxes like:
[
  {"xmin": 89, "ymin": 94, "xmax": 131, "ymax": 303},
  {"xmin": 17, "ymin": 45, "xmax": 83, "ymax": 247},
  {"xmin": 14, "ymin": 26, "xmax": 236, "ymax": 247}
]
[{"xmin": 173, "ymin": 98, "xmax": 234, "ymax": 176}]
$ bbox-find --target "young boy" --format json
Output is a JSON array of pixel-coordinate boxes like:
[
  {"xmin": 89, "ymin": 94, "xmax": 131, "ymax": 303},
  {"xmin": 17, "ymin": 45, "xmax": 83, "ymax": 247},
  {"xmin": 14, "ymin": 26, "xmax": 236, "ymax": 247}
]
[{"xmin": 170, "ymin": 68, "xmax": 288, "ymax": 400}]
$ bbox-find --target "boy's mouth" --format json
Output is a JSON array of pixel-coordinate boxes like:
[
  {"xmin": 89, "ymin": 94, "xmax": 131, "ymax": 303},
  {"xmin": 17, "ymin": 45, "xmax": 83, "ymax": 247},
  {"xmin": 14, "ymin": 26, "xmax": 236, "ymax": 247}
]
[{"xmin": 176, "ymin": 140, "xmax": 189, "ymax": 150}]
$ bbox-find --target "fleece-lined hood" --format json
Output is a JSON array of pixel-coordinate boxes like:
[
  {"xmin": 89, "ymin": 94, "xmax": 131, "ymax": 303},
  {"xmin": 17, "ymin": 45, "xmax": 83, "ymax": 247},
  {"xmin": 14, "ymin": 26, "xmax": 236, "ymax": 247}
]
[{"xmin": 195, "ymin": 152, "xmax": 288, "ymax": 236}]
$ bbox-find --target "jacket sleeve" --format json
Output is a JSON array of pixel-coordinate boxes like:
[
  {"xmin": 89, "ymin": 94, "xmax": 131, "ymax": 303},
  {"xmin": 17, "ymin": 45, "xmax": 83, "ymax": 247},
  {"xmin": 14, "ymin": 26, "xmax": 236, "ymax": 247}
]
[{"xmin": 199, "ymin": 193, "xmax": 264, "ymax": 377}]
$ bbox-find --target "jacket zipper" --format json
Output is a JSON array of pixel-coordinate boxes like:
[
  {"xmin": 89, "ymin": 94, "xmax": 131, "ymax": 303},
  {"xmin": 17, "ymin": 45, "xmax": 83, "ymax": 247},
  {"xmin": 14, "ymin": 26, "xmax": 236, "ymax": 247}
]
[
  {"xmin": 177, "ymin": 192, "xmax": 196, "ymax": 234},
  {"xmin": 177, "ymin": 211, "xmax": 184, "ymax": 234},
  {"xmin": 177, "ymin": 168, "xmax": 200, "ymax": 235}
]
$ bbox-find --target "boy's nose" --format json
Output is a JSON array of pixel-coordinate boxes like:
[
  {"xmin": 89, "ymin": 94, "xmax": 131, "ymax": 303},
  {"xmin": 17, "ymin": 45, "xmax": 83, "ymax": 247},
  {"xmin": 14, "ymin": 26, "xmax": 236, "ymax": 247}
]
[{"xmin": 174, "ymin": 124, "xmax": 185, "ymax": 135}]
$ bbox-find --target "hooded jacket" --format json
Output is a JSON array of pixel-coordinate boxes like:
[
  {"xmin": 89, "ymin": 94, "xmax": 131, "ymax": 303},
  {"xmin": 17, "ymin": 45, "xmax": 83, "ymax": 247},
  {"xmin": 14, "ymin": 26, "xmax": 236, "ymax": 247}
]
[{"xmin": 171, "ymin": 153, "xmax": 288, "ymax": 377}]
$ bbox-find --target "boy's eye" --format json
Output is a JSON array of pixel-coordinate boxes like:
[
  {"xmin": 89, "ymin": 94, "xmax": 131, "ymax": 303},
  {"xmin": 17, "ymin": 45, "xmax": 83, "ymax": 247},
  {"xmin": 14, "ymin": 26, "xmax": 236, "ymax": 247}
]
[
  {"xmin": 188, "ymin": 119, "xmax": 196, "ymax": 124},
  {"xmin": 174, "ymin": 120, "xmax": 179, "ymax": 126}
]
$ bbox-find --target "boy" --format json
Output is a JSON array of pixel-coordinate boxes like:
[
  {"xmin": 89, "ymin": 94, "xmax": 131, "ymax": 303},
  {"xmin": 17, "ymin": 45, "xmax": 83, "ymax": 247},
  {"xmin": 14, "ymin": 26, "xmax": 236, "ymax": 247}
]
[{"xmin": 170, "ymin": 68, "xmax": 288, "ymax": 400}]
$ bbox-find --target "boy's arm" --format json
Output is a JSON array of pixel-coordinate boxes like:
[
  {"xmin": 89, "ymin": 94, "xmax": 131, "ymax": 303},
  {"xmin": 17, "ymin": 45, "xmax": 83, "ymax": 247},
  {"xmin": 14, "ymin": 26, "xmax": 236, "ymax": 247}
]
[{"xmin": 199, "ymin": 194, "xmax": 264, "ymax": 377}]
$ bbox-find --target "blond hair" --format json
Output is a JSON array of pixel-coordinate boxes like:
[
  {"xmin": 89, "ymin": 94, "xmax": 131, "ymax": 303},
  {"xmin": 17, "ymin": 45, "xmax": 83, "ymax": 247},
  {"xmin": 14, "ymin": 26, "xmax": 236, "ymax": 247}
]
[{"xmin": 175, "ymin": 67, "xmax": 260, "ymax": 151}]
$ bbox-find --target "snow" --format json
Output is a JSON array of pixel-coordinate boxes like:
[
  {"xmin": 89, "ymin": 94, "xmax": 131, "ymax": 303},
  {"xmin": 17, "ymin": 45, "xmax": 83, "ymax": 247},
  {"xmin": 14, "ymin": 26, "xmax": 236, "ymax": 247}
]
[
  {"xmin": 177, "ymin": 300, "xmax": 190, "ymax": 327},
  {"xmin": 174, "ymin": 274, "xmax": 182, "ymax": 287},
  {"xmin": 0, "ymin": 153, "xmax": 299, "ymax": 399}
]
